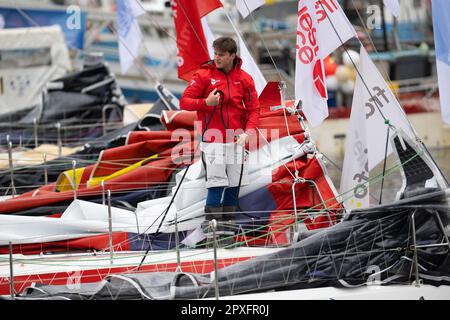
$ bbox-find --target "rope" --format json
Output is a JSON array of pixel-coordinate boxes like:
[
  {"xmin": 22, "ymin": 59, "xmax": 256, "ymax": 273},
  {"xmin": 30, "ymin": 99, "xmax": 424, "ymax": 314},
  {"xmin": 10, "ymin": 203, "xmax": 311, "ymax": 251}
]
[{"xmin": 241, "ymin": 0, "xmax": 284, "ymax": 81}]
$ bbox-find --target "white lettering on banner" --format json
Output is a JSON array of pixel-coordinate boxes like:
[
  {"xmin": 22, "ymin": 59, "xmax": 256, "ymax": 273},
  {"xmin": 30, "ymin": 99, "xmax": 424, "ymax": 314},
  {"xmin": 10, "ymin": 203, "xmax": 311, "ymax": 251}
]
[
  {"xmin": 358, "ymin": 47, "xmax": 416, "ymax": 169},
  {"xmin": 340, "ymin": 60, "xmax": 370, "ymax": 209},
  {"xmin": 365, "ymin": 86, "xmax": 390, "ymax": 119},
  {"xmin": 295, "ymin": 0, "xmax": 356, "ymax": 127},
  {"xmin": 296, "ymin": 2, "xmax": 326, "ymax": 99},
  {"xmin": 315, "ymin": 0, "xmax": 339, "ymax": 24},
  {"xmin": 352, "ymin": 143, "xmax": 369, "ymax": 200},
  {"xmin": 314, "ymin": 0, "xmax": 357, "ymax": 59},
  {"xmin": 295, "ymin": 0, "xmax": 329, "ymax": 127}
]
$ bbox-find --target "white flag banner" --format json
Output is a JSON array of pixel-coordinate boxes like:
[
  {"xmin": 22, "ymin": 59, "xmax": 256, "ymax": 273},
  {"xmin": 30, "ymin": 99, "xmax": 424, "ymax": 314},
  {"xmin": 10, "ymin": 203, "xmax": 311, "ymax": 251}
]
[
  {"xmin": 435, "ymin": 59, "xmax": 450, "ymax": 125},
  {"xmin": 383, "ymin": 0, "xmax": 401, "ymax": 18},
  {"xmin": 201, "ymin": 17, "xmax": 215, "ymax": 59},
  {"xmin": 340, "ymin": 77, "xmax": 369, "ymax": 209},
  {"xmin": 226, "ymin": 14, "xmax": 267, "ymax": 96},
  {"xmin": 236, "ymin": 0, "xmax": 265, "ymax": 19},
  {"xmin": 295, "ymin": 0, "xmax": 357, "ymax": 127},
  {"xmin": 315, "ymin": 0, "xmax": 357, "ymax": 59},
  {"xmin": 432, "ymin": 0, "xmax": 450, "ymax": 125},
  {"xmin": 117, "ymin": 0, "xmax": 146, "ymax": 74},
  {"xmin": 357, "ymin": 46, "xmax": 416, "ymax": 170}
]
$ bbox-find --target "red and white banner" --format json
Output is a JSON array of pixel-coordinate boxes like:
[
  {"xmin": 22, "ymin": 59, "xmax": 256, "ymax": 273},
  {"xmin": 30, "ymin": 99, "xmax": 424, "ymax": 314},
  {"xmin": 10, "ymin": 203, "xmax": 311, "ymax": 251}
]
[
  {"xmin": 315, "ymin": 0, "xmax": 357, "ymax": 59},
  {"xmin": 295, "ymin": 0, "xmax": 328, "ymax": 127},
  {"xmin": 295, "ymin": 0, "xmax": 356, "ymax": 127},
  {"xmin": 172, "ymin": 0, "xmax": 222, "ymax": 81}
]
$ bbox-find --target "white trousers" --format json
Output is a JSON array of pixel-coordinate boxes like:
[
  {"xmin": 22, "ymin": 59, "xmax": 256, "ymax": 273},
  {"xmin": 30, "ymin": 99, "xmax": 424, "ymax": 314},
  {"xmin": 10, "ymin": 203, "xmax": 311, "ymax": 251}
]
[{"xmin": 201, "ymin": 142, "xmax": 249, "ymax": 188}]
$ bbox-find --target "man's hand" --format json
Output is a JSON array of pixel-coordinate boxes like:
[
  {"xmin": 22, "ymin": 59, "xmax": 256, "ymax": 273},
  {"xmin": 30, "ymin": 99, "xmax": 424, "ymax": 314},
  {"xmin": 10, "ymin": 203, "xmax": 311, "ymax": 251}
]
[
  {"xmin": 236, "ymin": 133, "xmax": 249, "ymax": 146},
  {"xmin": 205, "ymin": 88, "xmax": 220, "ymax": 106}
]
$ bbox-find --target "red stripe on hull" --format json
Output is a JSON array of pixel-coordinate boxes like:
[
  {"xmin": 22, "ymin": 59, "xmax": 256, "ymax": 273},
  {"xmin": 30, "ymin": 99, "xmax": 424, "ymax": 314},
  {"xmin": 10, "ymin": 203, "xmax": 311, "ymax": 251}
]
[{"xmin": 0, "ymin": 256, "xmax": 252, "ymax": 296}]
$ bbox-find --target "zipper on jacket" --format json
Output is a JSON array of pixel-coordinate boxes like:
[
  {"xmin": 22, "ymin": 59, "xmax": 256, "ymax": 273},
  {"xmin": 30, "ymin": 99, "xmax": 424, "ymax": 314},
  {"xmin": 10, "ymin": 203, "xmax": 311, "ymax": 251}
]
[{"xmin": 225, "ymin": 73, "xmax": 231, "ymax": 128}]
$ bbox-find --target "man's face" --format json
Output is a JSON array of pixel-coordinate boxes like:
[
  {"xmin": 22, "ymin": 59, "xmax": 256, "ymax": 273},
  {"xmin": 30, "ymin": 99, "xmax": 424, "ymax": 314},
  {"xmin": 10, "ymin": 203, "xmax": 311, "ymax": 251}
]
[{"xmin": 214, "ymin": 49, "xmax": 235, "ymax": 71}]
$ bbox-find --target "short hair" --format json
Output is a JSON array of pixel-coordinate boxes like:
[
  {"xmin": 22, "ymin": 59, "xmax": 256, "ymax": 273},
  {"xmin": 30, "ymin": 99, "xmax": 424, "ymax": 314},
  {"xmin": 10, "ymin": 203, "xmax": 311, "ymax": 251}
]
[{"xmin": 213, "ymin": 37, "xmax": 237, "ymax": 55}]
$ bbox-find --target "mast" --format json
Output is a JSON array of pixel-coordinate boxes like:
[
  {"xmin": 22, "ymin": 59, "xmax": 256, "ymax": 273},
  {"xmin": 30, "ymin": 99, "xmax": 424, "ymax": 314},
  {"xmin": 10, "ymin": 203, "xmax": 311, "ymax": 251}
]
[{"xmin": 379, "ymin": 0, "xmax": 389, "ymax": 51}]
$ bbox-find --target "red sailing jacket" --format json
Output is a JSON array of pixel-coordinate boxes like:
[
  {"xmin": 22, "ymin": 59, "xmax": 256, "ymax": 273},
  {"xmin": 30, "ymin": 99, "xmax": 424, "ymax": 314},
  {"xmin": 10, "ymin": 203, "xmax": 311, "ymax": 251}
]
[{"xmin": 180, "ymin": 57, "xmax": 260, "ymax": 143}]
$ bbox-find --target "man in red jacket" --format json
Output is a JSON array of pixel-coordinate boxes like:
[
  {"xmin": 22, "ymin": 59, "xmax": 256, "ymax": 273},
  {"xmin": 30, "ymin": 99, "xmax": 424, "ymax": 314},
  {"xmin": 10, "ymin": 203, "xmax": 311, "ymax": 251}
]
[{"xmin": 180, "ymin": 37, "xmax": 260, "ymax": 246}]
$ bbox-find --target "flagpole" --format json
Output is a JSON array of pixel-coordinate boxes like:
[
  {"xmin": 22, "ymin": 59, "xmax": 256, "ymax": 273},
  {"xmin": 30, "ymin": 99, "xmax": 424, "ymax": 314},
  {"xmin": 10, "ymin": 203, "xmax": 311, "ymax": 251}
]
[{"xmin": 379, "ymin": 0, "xmax": 389, "ymax": 51}]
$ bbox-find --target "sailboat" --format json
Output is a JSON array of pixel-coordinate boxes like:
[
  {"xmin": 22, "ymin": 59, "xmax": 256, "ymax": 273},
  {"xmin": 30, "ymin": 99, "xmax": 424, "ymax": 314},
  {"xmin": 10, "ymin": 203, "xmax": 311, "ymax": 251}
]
[{"xmin": 0, "ymin": 0, "xmax": 448, "ymax": 300}]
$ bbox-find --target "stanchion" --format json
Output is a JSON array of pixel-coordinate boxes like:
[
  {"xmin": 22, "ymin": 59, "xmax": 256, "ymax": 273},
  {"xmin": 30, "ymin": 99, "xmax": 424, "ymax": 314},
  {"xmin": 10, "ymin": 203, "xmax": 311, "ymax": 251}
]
[
  {"xmin": 33, "ymin": 118, "xmax": 38, "ymax": 148},
  {"xmin": 72, "ymin": 160, "xmax": 77, "ymax": 200},
  {"xmin": 210, "ymin": 219, "xmax": 219, "ymax": 300},
  {"xmin": 107, "ymin": 190, "xmax": 114, "ymax": 264},
  {"xmin": 9, "ymin": 241, "xmax": 14, "ymax": 299},
  {"xmin": 101, "ymin": 180, "xmax": 105, "ymax": 205},
  {"xmin": 175, "ymin": 208, "xmax": 182, "ymax": 272},
  {"xmin": 56, "ymin": 123, "xmax": 62, "ymax": 157},
  {"xmin": 8, "ymin": 142, "xmax": 16, "ymax": 198},
  {"xmin": 43, "ymin": 153, "xmax": 48, "ymax": 185}
]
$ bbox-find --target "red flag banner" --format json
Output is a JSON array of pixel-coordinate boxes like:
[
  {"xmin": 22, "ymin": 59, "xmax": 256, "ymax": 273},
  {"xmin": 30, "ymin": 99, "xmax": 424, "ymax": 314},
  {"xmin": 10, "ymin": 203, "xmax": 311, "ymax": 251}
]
[
  {"xmin": 197, "ymin": 0, "xmax": 223, "ymax": 17},
  {"xmin": 172, "ymin": 0, "xmax": 223, "ymax": 81}
]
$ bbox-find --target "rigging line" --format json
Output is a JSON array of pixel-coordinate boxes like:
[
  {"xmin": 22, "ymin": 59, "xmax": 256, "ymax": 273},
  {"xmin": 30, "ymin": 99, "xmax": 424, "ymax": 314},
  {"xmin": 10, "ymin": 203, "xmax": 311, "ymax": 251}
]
[
  {"xmin": 318, "ymin": 1, "xmax": 389, "ymax": 124},
  {"xmin": 3, "ymin": 205, "xmax": 409, "ymax": 253},
  {"xmin": 280, "ymin": 107, "xmax": 298, "ymax": 171},
  {"xmin": 131, "ymin": 0, "xmax": 217, "ymax": 77},
  {"xmin": 135, "ymin": 141, "xmax": 203, "ymax": 269},
  {"xmin": 322, "ymin": 2, "xmax": 431, "ymax": 159},
  {"xmin": 319, "ymin": 149, "xmax": 380, "ymax": 203},
  {"xmin": 282, "ymin": 107, "xmax": 299, "ymax": 178},
  {"xmin": 320, "ymin": 152, "xmax": 342, "ymax": 171},
  {"xmin": 174, "ymin": 0, "xmax": 210, "ymax": 57},
  {"xmin": 0, "ymin": 214, "xmax": 407, "ymax": 257},
  {"xmin": 2, "ymin": 140, "xmax": 421, "ymax": 225},
  {"xmin": 0, "ymin": 179, "xmax": 305, "ymax": 193},
  {"xmin": 349, "ymin": 0, "xmax": 394, "ymax": 87},
  {"xmin": 4, "ymin": 0, "xmax": 205, "ymax": 112},
  {"xmin": 255, "ymin": 127, "xmax": 296, "ymax": 180},
  {"xmin": 107, "ymin": 24, "xmax": 158, "ymax": 84},
  {"xmin": 241, "ymin": 0, "xmax": 283, "ymax": 81},
  {"xmin": 317, "ymin": 149, "xmax": 424, "ymax": 213},
  {"xmin": 9, "ymin": 0, "xmax": 162, "ymax": 86},
  {"xmin": 315, "ymin": 2, "xmax": 415, "ymax": 190},
  {"xmin": 131, "ymin": 0, "xmax": 178, "ymax": 44},
  {"xmin": 6, "ymin": 3, "xmax": 38, "ymax": 27},
  {"xmin": 348, "ymin": 5, "xmax": 443, "ymax": 182},
  {"xmin": 119, "ymin": 5, "xmax": 164, "ymax": 82},
  {"xmin": 379, "ymin": 124, "xmax": 390, "ymax": 204}
]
